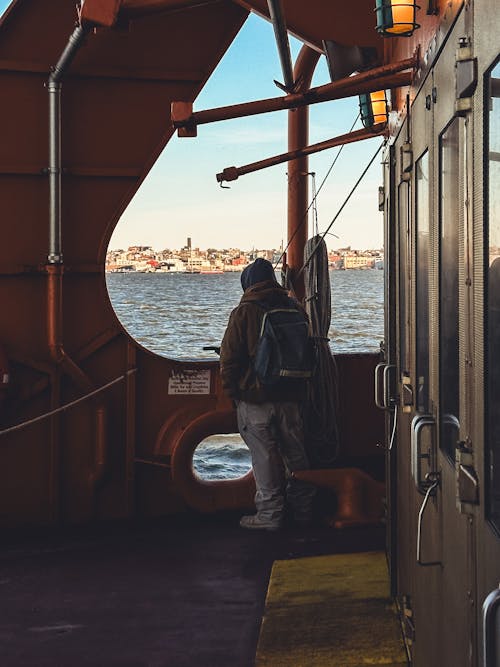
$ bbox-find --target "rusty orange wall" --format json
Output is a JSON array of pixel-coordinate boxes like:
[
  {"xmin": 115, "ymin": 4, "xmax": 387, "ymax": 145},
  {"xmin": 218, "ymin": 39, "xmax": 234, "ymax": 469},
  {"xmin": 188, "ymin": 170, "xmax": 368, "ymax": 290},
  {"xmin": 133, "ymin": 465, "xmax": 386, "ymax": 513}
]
[
  {"xmin": 0, "ymin": 0, "xmax": 389, "ymax": 529},
  {"xmin": 0, "ymin": 0, "xmax": 247, "ymax": 527}
]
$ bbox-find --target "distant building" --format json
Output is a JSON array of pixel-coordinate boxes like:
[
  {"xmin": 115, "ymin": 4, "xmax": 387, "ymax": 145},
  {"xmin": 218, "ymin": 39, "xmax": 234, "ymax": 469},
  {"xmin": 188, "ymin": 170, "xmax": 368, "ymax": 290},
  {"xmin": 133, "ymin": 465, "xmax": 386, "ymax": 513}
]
[
  {"xmin": 128, "ymin": 245, "xmax": 153, "ymax": 253},
  {"xmin": 343, "ymin": 253, "xmax": 375, "ymax": 270}
]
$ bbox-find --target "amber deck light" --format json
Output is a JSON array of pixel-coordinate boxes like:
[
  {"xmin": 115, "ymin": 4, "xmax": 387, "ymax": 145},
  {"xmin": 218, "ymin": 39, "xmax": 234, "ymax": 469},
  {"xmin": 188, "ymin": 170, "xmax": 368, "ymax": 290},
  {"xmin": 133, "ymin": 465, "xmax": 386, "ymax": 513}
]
[
  {"xmin": 359, "ymin": 90, "xmax": 388, "ymax": 128},
  {"xmin": 375, "ymin": 0, "xmax": 420, "ymax": 36}
]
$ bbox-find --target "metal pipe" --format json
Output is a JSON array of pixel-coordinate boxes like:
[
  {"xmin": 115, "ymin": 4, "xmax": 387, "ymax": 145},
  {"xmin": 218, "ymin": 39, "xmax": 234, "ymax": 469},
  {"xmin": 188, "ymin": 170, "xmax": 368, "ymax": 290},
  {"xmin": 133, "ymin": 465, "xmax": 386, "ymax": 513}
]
[
  {"xmin": 46, "ymin": 265, "xmax": 94, "ymax": 391},
  {"xmin": 46, "ymin": 24, "xmax": 108, "ymax": 518},
  {"xmin": 266, "ymin": 0, "xmax": 295, "ymax": 92},
  {"xmin": 287, "ymin": 45, "xmax": 320, "ymax": 301},
  {"xmin": 47, "ymin": 263, "xmax": 110, "ymax": 511},
  {"xmin": 216, "ymin": 124, "xmax": 387, "ymax": 183},
  {"xmin": 172, "ymin": 55, "xmax": 418, "ymax": 129},
  {"xmin": 48, "ymin": 77, "xmax": 61, "ymax": 263},
  {"xmin": 48, "ymin": 24, "xmax": 89, "ymax": 264}
]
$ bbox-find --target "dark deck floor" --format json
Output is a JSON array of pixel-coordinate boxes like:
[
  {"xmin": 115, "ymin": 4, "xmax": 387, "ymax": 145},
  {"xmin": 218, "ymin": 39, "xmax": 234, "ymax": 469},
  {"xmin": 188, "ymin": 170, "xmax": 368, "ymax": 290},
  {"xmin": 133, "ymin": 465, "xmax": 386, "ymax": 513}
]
[{"xmin": 0, "ymin": 514, "xmax": 385, "ymax": 667}]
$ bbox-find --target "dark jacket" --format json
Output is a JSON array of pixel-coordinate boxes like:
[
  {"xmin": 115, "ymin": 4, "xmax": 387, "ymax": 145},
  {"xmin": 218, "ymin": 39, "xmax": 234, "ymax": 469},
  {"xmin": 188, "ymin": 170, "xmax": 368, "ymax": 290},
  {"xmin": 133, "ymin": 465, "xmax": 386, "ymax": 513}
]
[{"xmin": 220, "ymin": 280, "xmax": 307, "ymax": 403}]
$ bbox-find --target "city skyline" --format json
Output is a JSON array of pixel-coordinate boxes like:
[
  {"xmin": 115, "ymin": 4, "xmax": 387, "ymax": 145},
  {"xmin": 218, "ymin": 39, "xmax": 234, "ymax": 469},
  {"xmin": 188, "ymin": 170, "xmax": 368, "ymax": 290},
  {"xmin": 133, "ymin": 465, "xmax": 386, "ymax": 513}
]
[
  {"xmin": 106, "ymin": 242, "xmax": 384, "ymax": 273},
  {"xmin": 108, "ymin": 240, "xmax": 384, "ymax": 253},
  {"xmin": 106, "ymin": 13, "xmax": 385, "ymax": 252}
]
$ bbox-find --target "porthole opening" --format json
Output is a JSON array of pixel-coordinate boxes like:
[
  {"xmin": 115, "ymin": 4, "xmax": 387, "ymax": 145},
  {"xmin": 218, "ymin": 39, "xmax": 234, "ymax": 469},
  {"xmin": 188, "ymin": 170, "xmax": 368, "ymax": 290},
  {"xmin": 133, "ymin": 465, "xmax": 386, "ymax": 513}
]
[{"xmin": 193, "ymin": 433, "xmax": 252, "ymax": 481}]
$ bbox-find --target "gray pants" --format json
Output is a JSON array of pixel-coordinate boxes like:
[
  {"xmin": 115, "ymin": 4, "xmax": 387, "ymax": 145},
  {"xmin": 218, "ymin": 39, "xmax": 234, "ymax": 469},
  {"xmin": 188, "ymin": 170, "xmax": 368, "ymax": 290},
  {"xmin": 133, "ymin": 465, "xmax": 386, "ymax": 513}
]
[{"xmin": 237, "ymin": 401, "xmax": 315, "ymax": 523}]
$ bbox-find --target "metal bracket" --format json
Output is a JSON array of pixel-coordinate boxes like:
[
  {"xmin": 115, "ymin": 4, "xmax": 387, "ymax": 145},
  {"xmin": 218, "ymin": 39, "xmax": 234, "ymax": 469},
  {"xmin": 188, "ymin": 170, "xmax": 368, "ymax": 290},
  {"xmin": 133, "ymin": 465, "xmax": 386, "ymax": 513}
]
[
  {"xmin": 456, "ymin": 441, "xmax": 479, "ymax": 512},
  {"xmin": 401, "ymin": 141, "xmax": 413, "ymax": 173},
  {"xmin": 455, "ymin": 36, "xmax": 476, "ymax": 117},
  {"xmin": 401, "ymin": 375, "xmax": 413, "ymax": 413},
  {"xmin": 378, "ymin": 186, "xmax": 385, "ymax": 211}
]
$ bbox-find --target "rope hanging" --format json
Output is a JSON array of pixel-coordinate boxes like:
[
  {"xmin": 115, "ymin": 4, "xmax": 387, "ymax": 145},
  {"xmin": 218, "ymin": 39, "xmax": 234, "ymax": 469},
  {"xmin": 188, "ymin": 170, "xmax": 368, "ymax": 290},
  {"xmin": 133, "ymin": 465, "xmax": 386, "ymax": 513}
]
[{"xmin": 303, "ymin": 235, "xmax": 340, "ymax": 466}]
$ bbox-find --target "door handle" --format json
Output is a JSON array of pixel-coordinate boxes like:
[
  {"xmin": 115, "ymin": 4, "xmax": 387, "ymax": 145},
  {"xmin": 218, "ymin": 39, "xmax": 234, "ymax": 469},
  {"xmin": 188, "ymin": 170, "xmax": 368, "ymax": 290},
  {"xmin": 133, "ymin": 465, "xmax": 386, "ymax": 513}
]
[
  {"xmin": 411, "ymin": 415, "xmax": 437, "ymax": 494},
  {"xmin": 483, "ymin": 587, "xmax": 500, "ymax": 667},
  {"xmin": 416, "ymin": 474, "xmax": 441, "ymax": 567},
  {"xmin": 374, "ymin": 363, "xmax": 396, "ymax": 410},
  {"xmin": 374, "ymin": 362, "xmax": 386, "ymax": 409}
]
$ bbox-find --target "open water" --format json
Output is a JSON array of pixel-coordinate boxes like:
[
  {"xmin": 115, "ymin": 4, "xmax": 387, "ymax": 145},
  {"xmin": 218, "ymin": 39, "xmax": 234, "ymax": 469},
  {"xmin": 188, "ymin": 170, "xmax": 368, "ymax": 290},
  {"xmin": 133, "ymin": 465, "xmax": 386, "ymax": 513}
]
[{"xmin": 106, "ymin": 270, "xmax": 384, "ymax": 479}]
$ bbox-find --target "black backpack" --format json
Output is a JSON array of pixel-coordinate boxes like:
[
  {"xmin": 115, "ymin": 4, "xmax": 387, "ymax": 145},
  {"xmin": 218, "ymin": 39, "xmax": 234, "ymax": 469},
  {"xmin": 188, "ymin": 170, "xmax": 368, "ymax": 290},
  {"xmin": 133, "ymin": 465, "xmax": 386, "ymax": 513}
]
[{"xmin": 253, "ymin": 302, "xmax": 315, "ymax": 385}]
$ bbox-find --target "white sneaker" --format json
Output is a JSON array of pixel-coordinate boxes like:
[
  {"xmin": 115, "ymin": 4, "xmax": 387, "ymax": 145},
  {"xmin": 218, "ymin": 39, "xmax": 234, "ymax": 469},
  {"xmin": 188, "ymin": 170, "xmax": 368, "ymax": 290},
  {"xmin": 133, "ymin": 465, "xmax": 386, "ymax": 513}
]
[{"xmin": 239, "ymin": 515, "xmax": 282, "ymax": 531}]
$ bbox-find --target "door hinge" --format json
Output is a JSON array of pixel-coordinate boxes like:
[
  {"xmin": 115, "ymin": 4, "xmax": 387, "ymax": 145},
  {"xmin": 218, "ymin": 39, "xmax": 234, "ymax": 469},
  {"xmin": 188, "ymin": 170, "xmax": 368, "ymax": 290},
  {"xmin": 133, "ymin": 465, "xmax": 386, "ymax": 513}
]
[
  {"xmin": 456, "ymin": 441, "xmax": 479, "ymax": 512},
  {"xmin": 378, "ymin": 186, "xmax": 385, "ymax": 211},
  {"xmin": 400, "ymin": 141, "xmax": 413, "ymax": 181},
  {"xmin": 401, "ymin": 374, "xmax": 413, "ymax": 413},
  {"xmin": 455, "ymin": 36, "xmax": 476, "ymax": 115},
  {"xmin": 401, "ymin": 595, "xmax": 415, "ymax": 646}
]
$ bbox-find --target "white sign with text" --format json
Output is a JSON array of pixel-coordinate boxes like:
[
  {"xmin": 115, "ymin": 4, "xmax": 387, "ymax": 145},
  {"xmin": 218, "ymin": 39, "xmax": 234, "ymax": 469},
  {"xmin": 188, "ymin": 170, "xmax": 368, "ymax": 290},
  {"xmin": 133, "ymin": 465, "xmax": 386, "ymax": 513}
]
[{"xmin": 168, "ymin": 369, "xmax": 211, "ymax": 395}]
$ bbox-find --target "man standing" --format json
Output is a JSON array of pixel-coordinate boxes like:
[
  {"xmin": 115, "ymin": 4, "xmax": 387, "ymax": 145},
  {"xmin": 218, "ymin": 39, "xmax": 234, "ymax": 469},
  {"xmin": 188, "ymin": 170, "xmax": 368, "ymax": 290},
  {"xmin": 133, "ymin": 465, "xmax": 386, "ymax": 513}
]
[{"xmin": 219, "ymin": 258, "xmax": 314, "ymax": 531}]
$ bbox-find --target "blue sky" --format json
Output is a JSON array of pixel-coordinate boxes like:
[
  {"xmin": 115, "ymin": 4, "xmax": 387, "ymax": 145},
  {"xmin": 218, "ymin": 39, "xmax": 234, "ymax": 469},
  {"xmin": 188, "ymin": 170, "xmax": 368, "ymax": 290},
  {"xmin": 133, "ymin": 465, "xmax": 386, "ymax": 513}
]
[{"xmin": 1, "ymin": 3, "xmax": 385, "ymax": 251}]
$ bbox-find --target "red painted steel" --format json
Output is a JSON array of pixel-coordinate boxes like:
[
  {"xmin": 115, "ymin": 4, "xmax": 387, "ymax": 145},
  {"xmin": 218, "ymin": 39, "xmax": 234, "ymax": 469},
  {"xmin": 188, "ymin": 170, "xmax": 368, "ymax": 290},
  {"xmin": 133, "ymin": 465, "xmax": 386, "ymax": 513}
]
[
  {"xmin": 293, "ymin": 468, "xmax": 385, "ymax": 528},
  {"xmin": 232, "ymin": 0, "xmax": 384, "ymax": 54},
  {"xmin": 0, "ymin": 0, "xmax": 389, "ymax": 527},
  {"xmin": 170, "ymin": 410, "xmax": 256, "ymax": 512},
  {"xmin": 216, "ymin": 124, "xmax": 388, "ymax": 184},
  {"xmin": 80, "ymin": 0, "xmax": 122, "ymax": 27},
  {"xmin": 0, "ymin": 0, "xmax": 249, "ymax": 525},
  {"xmin": 172, "ymin": 58, "xmax": 417, "ymax": 128}
]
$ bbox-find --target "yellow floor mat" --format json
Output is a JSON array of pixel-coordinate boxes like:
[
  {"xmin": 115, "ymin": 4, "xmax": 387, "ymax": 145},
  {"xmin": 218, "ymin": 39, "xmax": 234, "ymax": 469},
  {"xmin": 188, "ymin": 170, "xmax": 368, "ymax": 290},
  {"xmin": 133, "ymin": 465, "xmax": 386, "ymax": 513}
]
[{"xmin": 255, "ymin": 551, "xmax": 408, "ymax": 667}]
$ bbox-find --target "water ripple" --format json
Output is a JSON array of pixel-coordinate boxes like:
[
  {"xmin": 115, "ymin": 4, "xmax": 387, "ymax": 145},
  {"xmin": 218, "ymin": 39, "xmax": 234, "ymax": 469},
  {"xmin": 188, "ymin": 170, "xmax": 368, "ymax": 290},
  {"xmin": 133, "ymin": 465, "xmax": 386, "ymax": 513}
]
[
  {"xmin": 106, "ymin": 270, "xmax": 383, "ymax": 359},
  {"xmin": 106, "ymin": 270, "xmax": 384, "ymax": 479}
]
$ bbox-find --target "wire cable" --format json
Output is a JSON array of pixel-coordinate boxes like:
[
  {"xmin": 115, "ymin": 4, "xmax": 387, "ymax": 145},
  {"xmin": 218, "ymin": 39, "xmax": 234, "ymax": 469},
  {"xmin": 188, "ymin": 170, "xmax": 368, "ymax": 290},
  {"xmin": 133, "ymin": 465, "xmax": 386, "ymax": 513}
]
[
  {"xmin": 298, "ymin": 138, "xmax": 385, "ymax": 279},
  {"xmin": 274, "ymin": 112, "xmax": 360, "ymax": 270},
  {"xmin": 311, "ymin": 172, "xmax": 319, "ymax": 237},
  {"xmin": 389, "ymin": 402, "xmax": 398, "ymax": 451},
  {"xmin": 0, "ymin": 370, "xmax": 137, "ymax": 441}
]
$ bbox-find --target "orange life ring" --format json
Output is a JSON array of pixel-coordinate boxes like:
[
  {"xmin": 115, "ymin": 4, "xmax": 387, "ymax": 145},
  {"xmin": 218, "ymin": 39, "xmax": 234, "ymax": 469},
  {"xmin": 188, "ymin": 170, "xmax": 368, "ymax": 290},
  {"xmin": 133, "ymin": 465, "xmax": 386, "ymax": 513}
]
[{"xmin": 171, "ymin": 409, "xmax": 255, "ymax": 513}]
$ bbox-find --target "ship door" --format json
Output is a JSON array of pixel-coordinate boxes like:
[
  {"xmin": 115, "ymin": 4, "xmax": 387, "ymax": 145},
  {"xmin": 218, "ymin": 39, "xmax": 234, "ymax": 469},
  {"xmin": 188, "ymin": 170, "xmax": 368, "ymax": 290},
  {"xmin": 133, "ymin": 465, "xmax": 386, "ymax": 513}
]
[
  {"xmin": 473, "ymin": 5, "xmax": 500, "ymax": 665},
  {"xmin": 393, "ymin": 8, "xmax": 475, "ymax": 666},
  {"xmin": 379, "ymin": 144, "xmax": 398, "ymax": 596}
]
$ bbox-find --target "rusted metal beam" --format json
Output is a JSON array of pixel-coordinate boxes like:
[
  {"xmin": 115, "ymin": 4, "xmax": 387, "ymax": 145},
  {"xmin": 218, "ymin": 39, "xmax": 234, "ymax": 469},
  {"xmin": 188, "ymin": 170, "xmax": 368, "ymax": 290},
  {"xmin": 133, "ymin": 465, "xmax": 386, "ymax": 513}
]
[
  {"xmin": 0, "ymin": 59, "xmax": 204, "ymax": 83},
  {"xmin": 80, "ymin": 0, "xmax": 122, "ymax": 27},
  {"xmin": 216, "ymin": 124, "xmax": 387, "ymax": 183},
  {"xmin": 172, "ymin": 54, "xmax": 417, "ymax": 131},
  {"xmin": 121, "ymin": 0, "xmax": 219, "ymax": 16}
]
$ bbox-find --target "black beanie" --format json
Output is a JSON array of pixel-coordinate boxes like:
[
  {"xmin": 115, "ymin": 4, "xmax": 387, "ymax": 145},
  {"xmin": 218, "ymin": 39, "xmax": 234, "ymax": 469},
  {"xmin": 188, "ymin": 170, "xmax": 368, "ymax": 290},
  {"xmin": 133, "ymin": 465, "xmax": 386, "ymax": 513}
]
[{"xmin": 240, "ymin": 258, "xmax": 277, "ymax": 291}]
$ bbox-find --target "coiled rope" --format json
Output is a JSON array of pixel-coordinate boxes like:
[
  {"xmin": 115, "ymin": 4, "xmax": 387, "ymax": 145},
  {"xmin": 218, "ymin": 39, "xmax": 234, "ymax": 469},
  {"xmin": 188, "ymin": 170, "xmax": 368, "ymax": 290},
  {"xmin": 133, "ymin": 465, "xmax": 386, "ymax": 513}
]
[{"xmin": 303, "ymin": 235, "xmax": 340, "ymax": 465}]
